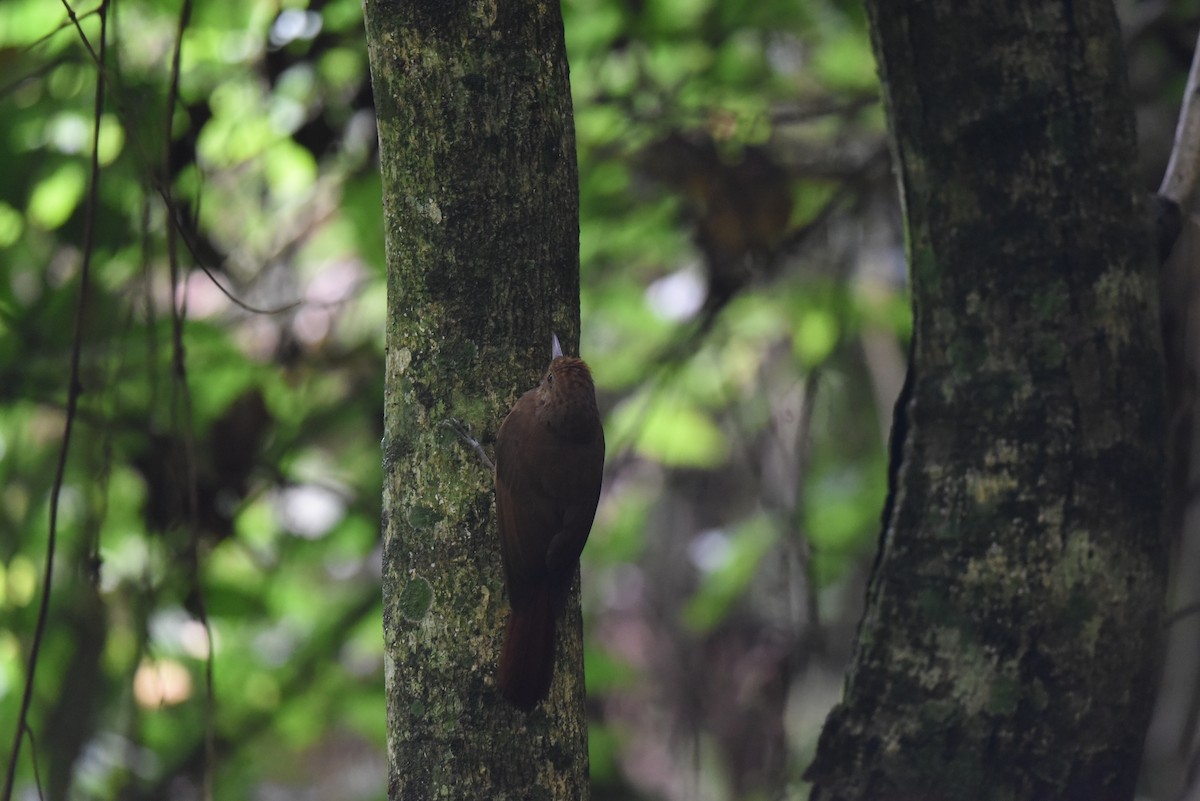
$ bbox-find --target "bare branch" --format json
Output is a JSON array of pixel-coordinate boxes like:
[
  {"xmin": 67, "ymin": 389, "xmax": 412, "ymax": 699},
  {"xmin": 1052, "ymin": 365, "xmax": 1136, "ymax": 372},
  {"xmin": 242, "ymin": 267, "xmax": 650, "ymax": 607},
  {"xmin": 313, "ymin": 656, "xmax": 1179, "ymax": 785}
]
[{"xmin": 1, "ymin": 3, "xmax": 107, "ymax": 798}]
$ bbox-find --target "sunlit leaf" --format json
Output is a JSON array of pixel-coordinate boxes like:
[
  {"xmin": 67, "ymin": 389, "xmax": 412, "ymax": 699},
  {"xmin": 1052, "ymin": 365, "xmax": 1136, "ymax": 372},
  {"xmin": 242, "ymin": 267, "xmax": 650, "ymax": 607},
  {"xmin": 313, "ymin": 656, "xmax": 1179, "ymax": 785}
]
[
  {"xmin": 5, "ymin": 555, "xmax": 38, "ymax": 607},
  {"xmin": 0, "ymin": 202, "xmax": 24, "ymax": 247},
  {"xmin": 28, "ymin": 161, "xmax": 86, "ymax": 229},
  {"xmin": 794, "ymin": 307, "xmax": 839, "ymax": 366},
  {"xmin": 564, "ymin": 0, "xmax": 624, "ymax": 55},
  {"xmin": 265, "ymin": 139, "xmax": 318, "ymax": 199},
  {"xmin": 644, "ymin": 0, "xmax": 710, "ymax": 33},
  {"xmin": 812, "ymin": 30, "xmax": 877, "ymax": 91},
  {"xmin": 609, "ymin": 390, "xmax": 729, "ymax": 467}
]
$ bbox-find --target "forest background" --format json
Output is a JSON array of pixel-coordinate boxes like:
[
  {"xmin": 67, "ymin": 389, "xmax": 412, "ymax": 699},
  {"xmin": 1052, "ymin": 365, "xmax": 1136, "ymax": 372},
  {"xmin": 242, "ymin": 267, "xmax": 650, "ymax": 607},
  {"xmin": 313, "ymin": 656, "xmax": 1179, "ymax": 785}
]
[{"xmin": 1, "ymin": 0, "xmax": 1197, "ymax": 799}]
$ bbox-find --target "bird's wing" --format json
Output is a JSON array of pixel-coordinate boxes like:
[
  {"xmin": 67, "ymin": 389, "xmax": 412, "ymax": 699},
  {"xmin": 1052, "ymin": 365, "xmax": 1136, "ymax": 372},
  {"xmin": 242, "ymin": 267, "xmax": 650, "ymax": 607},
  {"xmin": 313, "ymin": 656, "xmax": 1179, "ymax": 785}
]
[
  {"xmin": 545, "ymin": 427, "xmax": 605, "ymax": 582},
  {"xmin": 495, "ymin": 395, "xmax": 558, "ymax": 600}
]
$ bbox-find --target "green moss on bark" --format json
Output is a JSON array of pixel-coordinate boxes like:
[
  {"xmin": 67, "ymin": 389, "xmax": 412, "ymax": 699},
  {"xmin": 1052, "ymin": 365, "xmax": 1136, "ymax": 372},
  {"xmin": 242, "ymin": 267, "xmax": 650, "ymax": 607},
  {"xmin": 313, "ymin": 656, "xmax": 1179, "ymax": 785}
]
[
  {"xmin": 366, "ymin": 1, "xmax": 590, "ymax": 798},
  {"xmin": 806, "ymin": 2, "xmax": 1166, "ymax": 800}
]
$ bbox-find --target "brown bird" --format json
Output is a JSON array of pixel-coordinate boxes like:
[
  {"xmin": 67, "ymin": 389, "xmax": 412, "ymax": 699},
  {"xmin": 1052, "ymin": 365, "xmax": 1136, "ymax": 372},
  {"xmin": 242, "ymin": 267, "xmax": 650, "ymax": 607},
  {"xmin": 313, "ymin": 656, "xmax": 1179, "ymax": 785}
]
[{"xmin": 494, "ymin": 334, "xmax": 604, "ymax": 710}]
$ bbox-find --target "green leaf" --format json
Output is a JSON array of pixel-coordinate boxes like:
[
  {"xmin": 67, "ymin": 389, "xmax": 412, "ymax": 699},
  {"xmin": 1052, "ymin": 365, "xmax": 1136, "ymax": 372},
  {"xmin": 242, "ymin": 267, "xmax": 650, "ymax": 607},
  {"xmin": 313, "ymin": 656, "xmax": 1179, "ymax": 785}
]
[
  {"xmin": 28, "ymin": 161, "xmax": 86, "ymax": 229},
  {"xmin": 812, "ymin": 30, "xmax": 877, "ymax": 91},
  {"xmin": 793, "ymin": 307, "xmax": 839, "ymax": 366},
  {"xmin": 644, "ymin": 0, "xmax": 711, "ymax": 34},
  {"xmin": 265, "ymin": 139, "xmax": 318, "ymax": 199},
  {"xmin": 610, "ymin": 391, "xmax": 729, "ymax": 467},
  {"xmin": 0, "ymin": 202, "xmax": 24, "ymax": 247},
  {"xmin": 564, "ymin": 0, "xmax": 625, "ymax": 56}
]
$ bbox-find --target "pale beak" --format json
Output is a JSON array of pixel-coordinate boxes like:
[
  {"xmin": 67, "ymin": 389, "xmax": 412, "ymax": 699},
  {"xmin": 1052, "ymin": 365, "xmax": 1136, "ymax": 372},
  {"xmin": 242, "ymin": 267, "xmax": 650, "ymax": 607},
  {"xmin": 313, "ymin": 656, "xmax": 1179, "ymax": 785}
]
[{"xmin": 551, "ymin": 332, "xmax": 564, "ymax": 359}]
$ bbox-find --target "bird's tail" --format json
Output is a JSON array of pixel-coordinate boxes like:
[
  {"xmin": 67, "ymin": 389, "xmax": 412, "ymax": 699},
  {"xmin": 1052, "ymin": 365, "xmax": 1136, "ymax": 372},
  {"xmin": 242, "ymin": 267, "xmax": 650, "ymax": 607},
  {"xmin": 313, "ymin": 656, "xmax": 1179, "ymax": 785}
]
[{"xmin": 499, "ymin": 585, "xmax": 556, "ymax": 711}]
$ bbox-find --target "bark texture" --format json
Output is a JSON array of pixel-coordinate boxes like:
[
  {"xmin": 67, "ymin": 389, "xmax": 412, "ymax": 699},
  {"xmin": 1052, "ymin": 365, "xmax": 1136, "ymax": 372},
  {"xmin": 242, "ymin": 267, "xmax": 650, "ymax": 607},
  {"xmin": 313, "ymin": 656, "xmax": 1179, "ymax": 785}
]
[
  {"xmin": 364, "ymin": 2, "xmax": 588, "ymax": 799},
  {"xmin": 806, "ymin": 3, "xmax": 1167, "ymax": 800}
]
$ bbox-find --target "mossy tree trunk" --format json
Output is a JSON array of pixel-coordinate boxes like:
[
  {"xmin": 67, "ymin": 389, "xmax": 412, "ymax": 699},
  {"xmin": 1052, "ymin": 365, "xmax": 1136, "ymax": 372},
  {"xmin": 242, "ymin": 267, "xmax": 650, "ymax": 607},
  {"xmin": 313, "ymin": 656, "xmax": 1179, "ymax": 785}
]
[
  {"xmin": 805, "ymin": 2, "xmax": 1166, "ymax": 800},
  {"xmin": 364, "ymin": 2, "xmax": 588, "ymax": 799}
]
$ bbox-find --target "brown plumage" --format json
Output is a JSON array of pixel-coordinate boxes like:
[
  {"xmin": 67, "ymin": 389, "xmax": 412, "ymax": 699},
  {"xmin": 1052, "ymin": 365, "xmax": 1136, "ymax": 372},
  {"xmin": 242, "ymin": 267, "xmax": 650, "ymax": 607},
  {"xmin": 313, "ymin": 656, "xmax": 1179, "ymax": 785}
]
[{"xmin": 494, "ymin": 340, "xmax": 604, "ymax": 710}]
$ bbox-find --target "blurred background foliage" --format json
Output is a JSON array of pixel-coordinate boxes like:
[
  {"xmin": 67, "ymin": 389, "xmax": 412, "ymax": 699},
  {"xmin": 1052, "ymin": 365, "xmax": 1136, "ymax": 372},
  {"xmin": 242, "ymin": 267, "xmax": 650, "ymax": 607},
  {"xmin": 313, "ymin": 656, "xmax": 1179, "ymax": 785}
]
[{"xmin": 0, "ymin": 0, "xmax": 1196, "ymax": 799}]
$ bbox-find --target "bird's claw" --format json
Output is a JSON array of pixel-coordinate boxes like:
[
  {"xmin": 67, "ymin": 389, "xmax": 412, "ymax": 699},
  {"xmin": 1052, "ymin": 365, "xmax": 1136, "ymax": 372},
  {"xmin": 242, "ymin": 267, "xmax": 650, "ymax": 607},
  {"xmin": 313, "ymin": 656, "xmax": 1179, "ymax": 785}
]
[{"xmin": 443, "ymin": 418, "xmax": 495, "ymax": 472}]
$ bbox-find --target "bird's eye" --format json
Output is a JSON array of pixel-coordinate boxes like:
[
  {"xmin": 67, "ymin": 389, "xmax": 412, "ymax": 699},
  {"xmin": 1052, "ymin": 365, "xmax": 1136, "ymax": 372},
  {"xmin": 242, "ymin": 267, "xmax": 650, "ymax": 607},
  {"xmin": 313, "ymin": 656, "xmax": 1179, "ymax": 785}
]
[{"xmin": 546, "ymin": 372, "xmax": 554, "ymax": 385}]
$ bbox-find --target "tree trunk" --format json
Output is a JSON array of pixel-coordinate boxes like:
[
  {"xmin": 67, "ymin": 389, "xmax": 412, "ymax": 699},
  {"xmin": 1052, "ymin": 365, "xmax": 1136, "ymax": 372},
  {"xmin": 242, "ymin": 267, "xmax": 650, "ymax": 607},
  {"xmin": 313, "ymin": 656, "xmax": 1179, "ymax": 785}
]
[
  {"xmin": 805, "ymin": 3, "xmax": 1167, "ymax": 800},
  {"xmin": 364, "ymin": 2, "xmax": 589, "ymax": 799}
]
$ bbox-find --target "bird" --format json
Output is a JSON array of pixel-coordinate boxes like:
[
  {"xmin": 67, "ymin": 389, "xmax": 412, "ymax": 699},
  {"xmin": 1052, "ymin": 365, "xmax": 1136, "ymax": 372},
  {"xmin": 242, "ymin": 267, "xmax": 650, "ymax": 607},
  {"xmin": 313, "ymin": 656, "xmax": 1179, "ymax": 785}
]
[{"xmin": 493, "ymin": 334, "xmax": 604, "ymax": 710}]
